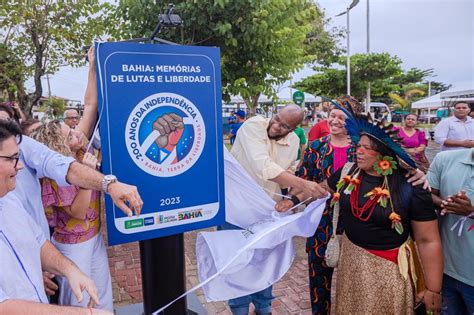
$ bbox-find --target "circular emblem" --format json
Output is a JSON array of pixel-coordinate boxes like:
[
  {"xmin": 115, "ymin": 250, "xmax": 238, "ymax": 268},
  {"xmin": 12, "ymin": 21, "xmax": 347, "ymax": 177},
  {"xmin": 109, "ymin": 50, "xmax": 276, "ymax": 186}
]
[{"xmin": 125, "ymin": 92, "xmax": 205, "ymax": 177}]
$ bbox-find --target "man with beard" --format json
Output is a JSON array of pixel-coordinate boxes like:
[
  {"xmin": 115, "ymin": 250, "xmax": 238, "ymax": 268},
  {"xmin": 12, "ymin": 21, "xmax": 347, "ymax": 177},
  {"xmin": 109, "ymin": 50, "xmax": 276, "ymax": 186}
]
[{"xmin": 227, "ymin": 104, "xmax": 327, "ymax": 315}]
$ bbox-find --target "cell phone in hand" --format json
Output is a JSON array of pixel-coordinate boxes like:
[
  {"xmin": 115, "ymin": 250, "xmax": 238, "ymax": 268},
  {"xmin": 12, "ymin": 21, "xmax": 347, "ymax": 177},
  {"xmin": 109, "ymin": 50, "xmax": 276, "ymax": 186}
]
[{"xmin": 414, "ymin": 301, "xmax": 426, "ymax": 315}]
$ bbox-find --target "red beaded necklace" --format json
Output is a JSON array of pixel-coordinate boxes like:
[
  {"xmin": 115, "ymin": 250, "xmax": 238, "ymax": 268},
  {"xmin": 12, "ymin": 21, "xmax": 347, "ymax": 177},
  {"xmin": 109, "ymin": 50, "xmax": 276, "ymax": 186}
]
[
  {"xmin": 331, "ymin": 158, "xmax": 404, "ymax": 235},
  {"xmin": 349, "ymin": 173, "xmax": 383, "ymax": 222}
]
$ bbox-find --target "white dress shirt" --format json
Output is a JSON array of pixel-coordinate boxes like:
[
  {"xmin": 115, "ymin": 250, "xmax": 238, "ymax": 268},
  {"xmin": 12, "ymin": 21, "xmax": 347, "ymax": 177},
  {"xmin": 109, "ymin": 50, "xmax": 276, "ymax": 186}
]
[
  {"xmin": 0, "ymin": 194, "xmax": 48, "ymax": 303},
  {"xmin": 6, "ymin": 136, "xmax": 75, "ymax": 239},
  {"xmin": 434, "ymin": 116, "xmax": 474, "ymax": 151}
]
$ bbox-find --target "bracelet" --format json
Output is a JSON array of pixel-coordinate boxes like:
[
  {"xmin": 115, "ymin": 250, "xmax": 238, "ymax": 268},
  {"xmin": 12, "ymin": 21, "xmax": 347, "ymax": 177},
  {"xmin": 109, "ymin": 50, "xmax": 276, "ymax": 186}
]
[
  {"xmin": 426, "ymin": 288, "xmax": 442, "ymax": 295},
  {"xmin": 290, "ymin": 195, "xmax": 301, "ymax": 205}
]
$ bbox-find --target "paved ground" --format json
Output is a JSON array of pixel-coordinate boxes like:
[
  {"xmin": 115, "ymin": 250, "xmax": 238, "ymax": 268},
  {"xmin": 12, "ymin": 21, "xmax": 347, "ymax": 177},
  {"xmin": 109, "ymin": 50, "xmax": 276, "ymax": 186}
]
[
  {"xmin": 185, "ymin": 230, "xmax": 313, "ymax": 315},
  {"xmin": 425, "ymin": 140, "xmax": 440, "ymax": 161},
  {"xmin": 109, "ymin": 140, "xmax": 441, "ymax": 314},
  {"xmin": 186, "ymin": 140, "xmax": 440, "ymax": 314}
]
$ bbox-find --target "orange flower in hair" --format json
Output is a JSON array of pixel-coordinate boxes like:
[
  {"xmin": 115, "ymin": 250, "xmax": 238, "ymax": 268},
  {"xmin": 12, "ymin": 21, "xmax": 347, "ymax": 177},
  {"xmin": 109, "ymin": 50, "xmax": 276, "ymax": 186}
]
[
  {"xmin": 379, "ymin": 160, "xmax": 391, "ymax": 171},
  {"xmin": 373, "ymin": 155, "xmax": 397, "ymax": 176}
]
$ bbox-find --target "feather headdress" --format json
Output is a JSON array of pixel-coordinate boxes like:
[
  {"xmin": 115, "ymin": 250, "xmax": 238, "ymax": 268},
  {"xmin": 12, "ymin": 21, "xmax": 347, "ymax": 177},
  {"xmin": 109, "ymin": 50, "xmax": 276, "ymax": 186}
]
[{"xmin": 324, "ymin": 95, "xmax": 417, "ymax": 169}]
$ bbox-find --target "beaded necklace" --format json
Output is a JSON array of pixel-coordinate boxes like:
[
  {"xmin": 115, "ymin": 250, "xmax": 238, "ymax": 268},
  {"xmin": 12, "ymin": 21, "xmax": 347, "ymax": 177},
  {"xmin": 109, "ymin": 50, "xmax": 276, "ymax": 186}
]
[{"xmin": 331, "ymin": 155, "xmax": 404, "ymax": 235}]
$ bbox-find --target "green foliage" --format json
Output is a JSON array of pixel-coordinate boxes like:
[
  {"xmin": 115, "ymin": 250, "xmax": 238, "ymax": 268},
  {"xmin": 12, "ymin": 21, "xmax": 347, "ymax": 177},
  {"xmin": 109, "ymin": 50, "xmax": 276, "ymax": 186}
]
[
  {"xmin": 388, "ymin": 87, "xmax": 425, "ymax": 111},
  {"xmin": 293, "ymin": 68, "xmax": 347, "ymax": 99},
  {"xmin": 391, "ymin": 68, "xmax": 433, "ymax": 86},
  {"xmin": 39, "ymin": 97, "xmax": 66, "ymax": 117},
  {"xmin": 0, "ymin": 0, "xmax": 111, "ymax": 115},
  {"xmin": 349, "ymin": 53, "xmax": 402, "ymax": 83},
  {"xmin": 0, "ymin": 44, "xmax": 27, "ymax": 100},
  {"xmin": 297, "ymin": 53, "xmax": 403, "ymax": 100},
  {"xmin": 295, "ymin": 53, "xmax": 447, "ymax": 104},
  {"xmin": 108, "ymin": 0, "xmax": 341, "ymax": 112}
]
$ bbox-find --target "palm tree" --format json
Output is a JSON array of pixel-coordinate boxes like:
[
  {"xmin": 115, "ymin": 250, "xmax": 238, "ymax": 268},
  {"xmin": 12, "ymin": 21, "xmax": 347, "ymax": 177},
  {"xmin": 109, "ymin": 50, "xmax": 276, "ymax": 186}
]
[{"xmin": 388, "ymin": 87, "xmax": 425, "ymax": 112}]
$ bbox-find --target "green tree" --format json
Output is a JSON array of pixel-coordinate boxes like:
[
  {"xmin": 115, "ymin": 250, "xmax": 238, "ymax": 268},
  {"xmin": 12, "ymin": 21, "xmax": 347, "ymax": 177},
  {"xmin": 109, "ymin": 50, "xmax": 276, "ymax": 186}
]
[
  {"xmin": 294, "ymin": 53, "xmax": 453, "ymax": 106},
  {"xmin": 0, "ymin": 44, "xmax": 27, "ymax": 102},
  {"xmin": 0, "ymin": 0, "xmax": 111, "ymax": 115},
  {"xmin": 108, "ymin": 0, "xmax": 340, "ymax": 113},
  {"xmin": 296, "ymin": 53, "xmax": 403, "ymax": 100},
  {"xmin": 388, "ymin": 87, "xmax": 425, "ymax": 112},
  {"xmin": 38, "ymin": 97, "xmax": 66, "ymax": 118}
]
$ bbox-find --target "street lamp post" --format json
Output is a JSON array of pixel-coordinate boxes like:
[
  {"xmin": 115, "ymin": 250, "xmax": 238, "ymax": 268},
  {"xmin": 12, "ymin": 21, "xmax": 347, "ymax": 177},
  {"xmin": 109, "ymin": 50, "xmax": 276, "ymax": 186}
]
[
  {"xmin": 366, "ymin": 0, "xmax": 371, "ymax": 113},
  {"xmin": 426, "ymin": 76, "xmax": 437, "ymax": 125},
  {"xmin": 336, "ymin": 0, "xmax": 360, "ymax": 96},
  {"xmin": 347, "ymin": 10, "xmax": 351, "ymax": 95}
]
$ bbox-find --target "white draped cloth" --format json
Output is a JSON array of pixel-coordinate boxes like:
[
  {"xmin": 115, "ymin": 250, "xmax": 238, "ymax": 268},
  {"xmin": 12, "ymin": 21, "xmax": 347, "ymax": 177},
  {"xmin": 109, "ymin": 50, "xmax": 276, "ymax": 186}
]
[
  {"xmin": 153, "ymin": 149, "xmax": 327, "ymax": 313},
  {"xmin": 196, "ymin": 149, "xmax": 327, "ymax": 301}
]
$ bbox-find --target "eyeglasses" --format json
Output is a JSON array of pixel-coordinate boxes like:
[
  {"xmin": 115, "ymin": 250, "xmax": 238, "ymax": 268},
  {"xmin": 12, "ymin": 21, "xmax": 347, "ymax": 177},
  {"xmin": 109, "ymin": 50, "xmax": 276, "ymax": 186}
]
[
  {"xmin": 0, "ymin": 152, "xmax": 21, "ymax": 168},
  {"xmin": 273, "ymin": 114, "xmax": 292, "ymax": 131},
  {"xmin": 65, "ymin": 116, "xmax": 79, "ymax": 120}
]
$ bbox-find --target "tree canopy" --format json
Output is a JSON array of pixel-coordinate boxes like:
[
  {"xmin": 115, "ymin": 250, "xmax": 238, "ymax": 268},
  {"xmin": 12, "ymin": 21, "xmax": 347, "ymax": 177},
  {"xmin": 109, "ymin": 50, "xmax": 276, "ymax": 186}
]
[
  {"xmin": 108, "ymin": 0, "xmax": 341, "ymax": 112},
  {"xmin": 294, "ymin": 53, "xmax": 449, "ymax": 106},
  {"xmin": 0, "ymin": 0, "xmax": 110, "ymax": 115}
]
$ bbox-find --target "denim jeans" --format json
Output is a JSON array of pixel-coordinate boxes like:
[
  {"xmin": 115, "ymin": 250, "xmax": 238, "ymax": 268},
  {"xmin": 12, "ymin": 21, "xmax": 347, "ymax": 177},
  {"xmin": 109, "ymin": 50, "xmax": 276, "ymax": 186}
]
[
  {"xmin": 442, "ymin": 274, "xmax": 474, "ymax": 315},
  {"xmin": 218, "ymin": 222, "xmax": 274, "ymax": 315},
  {"xmin": 228, "ymin": 285, "xmax": 274, "ymax": 315}
]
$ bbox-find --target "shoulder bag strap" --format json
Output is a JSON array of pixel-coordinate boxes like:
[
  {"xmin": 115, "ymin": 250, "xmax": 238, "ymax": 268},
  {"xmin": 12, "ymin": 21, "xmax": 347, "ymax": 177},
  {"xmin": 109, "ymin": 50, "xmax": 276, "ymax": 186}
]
[{"xmin": 332, "ymin": 162, "xmax": 355, "ymax": 232}]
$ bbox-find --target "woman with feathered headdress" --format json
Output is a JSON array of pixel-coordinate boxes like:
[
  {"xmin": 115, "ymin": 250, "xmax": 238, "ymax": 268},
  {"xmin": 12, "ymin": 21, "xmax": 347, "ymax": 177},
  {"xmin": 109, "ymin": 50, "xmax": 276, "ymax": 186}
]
[{"xmin": 278, "ymin": 98, "xmax": 443, "ymax": 314}]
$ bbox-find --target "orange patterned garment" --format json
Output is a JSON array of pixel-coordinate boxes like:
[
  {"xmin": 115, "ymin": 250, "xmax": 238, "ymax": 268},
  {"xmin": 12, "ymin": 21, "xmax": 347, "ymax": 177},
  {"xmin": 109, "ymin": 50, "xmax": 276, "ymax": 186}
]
[{"xmin": 41, "ymin": 178, "xmax": 101, "ymax": 244}]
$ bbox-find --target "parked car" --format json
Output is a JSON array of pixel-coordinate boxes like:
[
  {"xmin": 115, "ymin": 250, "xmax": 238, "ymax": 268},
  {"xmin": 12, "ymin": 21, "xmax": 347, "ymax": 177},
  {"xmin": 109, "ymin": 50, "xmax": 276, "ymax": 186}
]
[
  {"xmin": 418, "ymin": 114, "xmax": 440, "ymax": 124},
  {"xmin": 391, "ymin": 113, "xmax": 403, "ymax": 123},
  {"xmin": 368, "ymin": 102, "xmax": 392, "ymax": 122}
]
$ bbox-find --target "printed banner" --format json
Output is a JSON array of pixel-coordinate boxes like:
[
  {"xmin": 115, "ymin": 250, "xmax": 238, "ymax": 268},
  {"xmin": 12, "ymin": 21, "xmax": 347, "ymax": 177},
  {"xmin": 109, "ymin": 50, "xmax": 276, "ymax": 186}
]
[{"xmin": 95, "ymin": 42, "xmax": 225, "ymax": 245}]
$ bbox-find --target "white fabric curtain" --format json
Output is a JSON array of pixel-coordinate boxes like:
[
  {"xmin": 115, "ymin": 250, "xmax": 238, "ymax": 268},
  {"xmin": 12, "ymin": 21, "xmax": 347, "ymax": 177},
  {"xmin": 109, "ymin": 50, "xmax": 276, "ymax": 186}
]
[{"xmin": 196, "ymin": 148, "xmax": 327, "ymax": 301}]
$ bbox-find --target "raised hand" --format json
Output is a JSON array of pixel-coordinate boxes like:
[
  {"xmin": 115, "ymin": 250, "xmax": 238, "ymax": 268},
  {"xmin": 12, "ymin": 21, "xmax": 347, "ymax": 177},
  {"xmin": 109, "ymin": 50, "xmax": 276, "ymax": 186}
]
[
  {"xmin": 152, "ymin": 113, "xmax": 184, "ymax": 148},
  {"xmin": 82, "ymin": 152, "xmax": 98, "ymax": 169}
]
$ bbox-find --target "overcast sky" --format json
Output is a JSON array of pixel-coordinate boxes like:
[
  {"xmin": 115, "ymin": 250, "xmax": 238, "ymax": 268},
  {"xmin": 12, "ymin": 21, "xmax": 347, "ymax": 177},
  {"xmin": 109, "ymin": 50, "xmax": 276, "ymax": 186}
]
[
  {"xmin": 293, "ymin": 0, "xmax": 474, "ymax": 84},
  {"xmin": 30, "ymin": 0, "xmax": 473, "ymax": 101}
]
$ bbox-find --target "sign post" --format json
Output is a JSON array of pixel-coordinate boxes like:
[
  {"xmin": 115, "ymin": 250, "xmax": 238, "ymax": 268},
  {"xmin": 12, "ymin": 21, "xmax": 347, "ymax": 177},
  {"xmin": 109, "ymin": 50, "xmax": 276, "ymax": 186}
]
[
  {"xmin": 140, "ymin": 235, "xmax": 186, "ymax": 314},
  {"xmin": 292, "ymin": 90, "xmax": 305, "ymax": 106},
  {"xmin": 96, "ymin": 42, "xmax": 225, "ymax": 314}
]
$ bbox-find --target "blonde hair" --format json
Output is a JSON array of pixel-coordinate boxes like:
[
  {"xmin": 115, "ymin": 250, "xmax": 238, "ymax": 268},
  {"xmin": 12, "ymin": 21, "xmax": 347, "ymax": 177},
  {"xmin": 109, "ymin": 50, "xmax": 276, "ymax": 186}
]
[{"xmin": 31, "ymin": 120, "xmax": 73, "ymax": 156}]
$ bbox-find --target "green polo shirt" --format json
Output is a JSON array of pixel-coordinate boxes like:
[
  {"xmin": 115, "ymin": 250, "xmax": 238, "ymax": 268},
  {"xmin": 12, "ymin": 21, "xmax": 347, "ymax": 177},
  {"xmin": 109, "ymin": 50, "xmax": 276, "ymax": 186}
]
[
  {"xmin": 427, "ymin": 148, "xmax": 474, "ymax": 286},
  {"xmin": 294, "ymin": 127, "xmax": 307, "ymax": 160}
]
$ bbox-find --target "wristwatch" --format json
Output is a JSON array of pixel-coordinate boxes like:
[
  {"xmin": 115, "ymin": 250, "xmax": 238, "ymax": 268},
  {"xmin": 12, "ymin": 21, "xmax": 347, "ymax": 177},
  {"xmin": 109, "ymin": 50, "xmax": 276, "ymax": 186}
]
[{"xmin": 101, "ymin": 175, "xmax": 117, "ymax": 194}]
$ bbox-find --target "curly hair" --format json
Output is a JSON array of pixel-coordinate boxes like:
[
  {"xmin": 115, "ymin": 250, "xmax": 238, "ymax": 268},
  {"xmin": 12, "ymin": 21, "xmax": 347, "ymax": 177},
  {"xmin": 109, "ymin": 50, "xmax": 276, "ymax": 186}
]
[{"xmin": 30, "ymin": 120, "xmax": 73, "ymax": 156}]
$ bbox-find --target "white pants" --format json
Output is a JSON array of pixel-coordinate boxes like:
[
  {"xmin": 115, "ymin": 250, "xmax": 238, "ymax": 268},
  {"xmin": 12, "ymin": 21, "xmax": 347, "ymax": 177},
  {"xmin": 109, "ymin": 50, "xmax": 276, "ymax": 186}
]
[{"xmin": 52, "ymin": 232, "xmax": 113, "ymax": 311}]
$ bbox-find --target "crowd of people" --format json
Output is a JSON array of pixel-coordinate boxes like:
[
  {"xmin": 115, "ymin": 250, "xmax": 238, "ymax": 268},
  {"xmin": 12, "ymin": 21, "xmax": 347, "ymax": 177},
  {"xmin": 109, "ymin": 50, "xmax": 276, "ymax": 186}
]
[
  {"xmin": 0, "ymin": 48, "xmax": 143, "ymax": 314},
  {"xmin": 230, "ymin": 97, "xmax": 473, "ymax": 315},
  {"xmin": 0, "ymin": 45, "xmax": 473, "ymax": 314}
]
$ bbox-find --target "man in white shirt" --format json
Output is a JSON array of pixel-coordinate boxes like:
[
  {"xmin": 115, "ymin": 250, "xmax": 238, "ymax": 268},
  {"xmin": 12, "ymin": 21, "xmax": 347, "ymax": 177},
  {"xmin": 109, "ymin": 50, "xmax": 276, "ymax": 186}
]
[
  {"xmin": 0, "ymin": 120, "xmax": 111, "ymax": 315},
  {"xmin": 231, "ymin": 105, "xmax": 326, "ymax": 202},
  {"xmin": 434, "ymin": 102, "xmax": 474, "ymax": 151}
]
